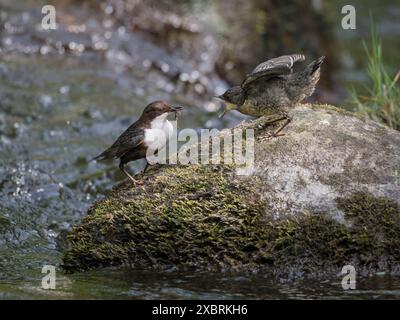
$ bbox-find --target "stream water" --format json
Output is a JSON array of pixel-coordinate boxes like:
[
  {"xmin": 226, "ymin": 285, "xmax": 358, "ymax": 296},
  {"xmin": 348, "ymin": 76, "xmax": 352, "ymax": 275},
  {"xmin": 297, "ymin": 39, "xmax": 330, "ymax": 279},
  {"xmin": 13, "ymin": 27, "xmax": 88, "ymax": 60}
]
[
  {"xmin": 0, "ymin": 0, "xmax": 399, "ymax": 299},
  {"xmin": 2, "ymin": 267, "xmax": 400, "ymax": 300}
]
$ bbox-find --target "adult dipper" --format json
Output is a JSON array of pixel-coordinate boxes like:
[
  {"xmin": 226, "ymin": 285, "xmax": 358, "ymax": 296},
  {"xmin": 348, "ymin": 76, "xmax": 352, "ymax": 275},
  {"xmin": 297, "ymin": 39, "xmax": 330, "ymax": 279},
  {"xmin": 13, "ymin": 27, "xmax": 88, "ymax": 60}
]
[
  {"xmin": 218, "ymin": 54, "xmax": 325, "ymax": 137},
  {"xmin": 94, "ymin": 101, "xmax": 182, "ymax": 183}
]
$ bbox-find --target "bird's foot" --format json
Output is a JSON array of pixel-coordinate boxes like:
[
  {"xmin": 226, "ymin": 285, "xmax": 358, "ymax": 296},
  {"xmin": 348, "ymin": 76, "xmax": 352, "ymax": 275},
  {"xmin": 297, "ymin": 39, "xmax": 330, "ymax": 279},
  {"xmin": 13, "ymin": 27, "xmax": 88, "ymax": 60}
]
[
  {"xmin": 258, "ymin": 131, "xmax": 285, "ymax": 142},
  {"xmin": 126, "ymin": 177, "xmax": 142, "ymax": 185},
  {"xmin": 257, "ymin": 116, "xmax": 291, "ymax": 142},
  {"xmin": 251, "ymin": 115, "xmax": 281, "ymax": 130},
  {"xmin": 124, "ymin": 172, "xmax": 143, "ymax": 185}
]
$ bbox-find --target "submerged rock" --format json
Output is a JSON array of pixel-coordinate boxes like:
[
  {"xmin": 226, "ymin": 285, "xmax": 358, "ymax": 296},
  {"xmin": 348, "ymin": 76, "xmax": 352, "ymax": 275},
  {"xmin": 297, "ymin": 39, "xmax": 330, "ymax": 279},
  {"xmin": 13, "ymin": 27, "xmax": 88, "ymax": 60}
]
[{"xmin": 62, "ymin": 104, "xmax": 400, "ymax": 276}]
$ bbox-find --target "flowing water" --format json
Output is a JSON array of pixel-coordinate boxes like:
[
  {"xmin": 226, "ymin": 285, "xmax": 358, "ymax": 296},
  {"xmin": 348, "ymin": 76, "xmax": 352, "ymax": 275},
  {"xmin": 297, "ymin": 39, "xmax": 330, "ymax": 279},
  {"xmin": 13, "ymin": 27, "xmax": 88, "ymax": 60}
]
[
  {"xmin": 0, "ymin": 0, "xmax": 399, "ymax": 299},
  {"xmin": 2, "ymin": 268, "xmax": 400, "ymax": 300}
]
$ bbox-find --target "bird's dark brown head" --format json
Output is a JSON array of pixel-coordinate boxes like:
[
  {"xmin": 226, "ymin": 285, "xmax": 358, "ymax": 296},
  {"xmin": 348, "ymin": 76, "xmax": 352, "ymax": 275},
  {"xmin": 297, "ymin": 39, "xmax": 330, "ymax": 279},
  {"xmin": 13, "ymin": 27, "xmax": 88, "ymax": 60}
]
[{"xmin": 141, "ymin": 101, "xmax": 182, "ymax": 120}]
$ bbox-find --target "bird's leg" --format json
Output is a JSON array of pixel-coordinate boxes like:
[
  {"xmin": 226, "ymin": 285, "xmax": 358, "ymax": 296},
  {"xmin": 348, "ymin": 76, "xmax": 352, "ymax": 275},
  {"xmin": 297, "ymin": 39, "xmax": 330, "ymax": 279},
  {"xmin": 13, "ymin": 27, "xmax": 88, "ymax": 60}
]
[
  {"xmin": 119, "ymin": 161, "xmax": 137, "ymax": 184},
  {"xmin": 271, "ymin": 117, "xmax": 291, "ymax": 137},
  {"xmin": 258, "ymin": 114, "xmax": 292, "ymax": 141},
  {"xmin": 256, "ymin": 115, "xmax": 287, "ymax": 130},
  {"xmin": 143, "ymin": 161, "xmax": 150, "ymax": 174}
]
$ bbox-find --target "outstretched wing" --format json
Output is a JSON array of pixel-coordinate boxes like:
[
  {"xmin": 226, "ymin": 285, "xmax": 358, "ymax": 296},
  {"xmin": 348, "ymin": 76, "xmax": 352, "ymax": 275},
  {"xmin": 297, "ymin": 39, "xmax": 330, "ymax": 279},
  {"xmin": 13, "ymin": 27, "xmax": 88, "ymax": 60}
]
[{"xmin": 241, "ymin": 54, "xmax": 305, "ymax": 89}]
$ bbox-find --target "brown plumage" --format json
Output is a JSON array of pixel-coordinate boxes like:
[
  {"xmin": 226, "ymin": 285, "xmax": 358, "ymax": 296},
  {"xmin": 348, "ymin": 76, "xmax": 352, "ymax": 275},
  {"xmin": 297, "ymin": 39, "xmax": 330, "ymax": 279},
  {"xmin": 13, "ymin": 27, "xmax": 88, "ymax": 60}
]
[
  {"xmin": 218, "ymin": 54, "xmax": 325, "ymax": 136},
  {"xmin": 94, "ymin": 101, "xmax": 182, "ymax": 183}
]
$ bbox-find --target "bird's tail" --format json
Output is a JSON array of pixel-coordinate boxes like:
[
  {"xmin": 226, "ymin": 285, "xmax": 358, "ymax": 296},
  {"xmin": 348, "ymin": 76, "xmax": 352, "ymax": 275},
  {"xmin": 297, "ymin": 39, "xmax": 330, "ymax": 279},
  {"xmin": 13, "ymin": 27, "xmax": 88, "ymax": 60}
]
[
  {"xmin": 293, "ymin": 56, "xmax": 325, "ymax": 100},
  {"xmin": 307, "ymin": 56, "xmax": 325, "ymax": 75},
  {"xmin": 92, "ymin": 148, "xmax": 115, "ymax": 162},
  {"xmin": 92, "ymin": 154, "xmax": 104, "ymax": 162}
]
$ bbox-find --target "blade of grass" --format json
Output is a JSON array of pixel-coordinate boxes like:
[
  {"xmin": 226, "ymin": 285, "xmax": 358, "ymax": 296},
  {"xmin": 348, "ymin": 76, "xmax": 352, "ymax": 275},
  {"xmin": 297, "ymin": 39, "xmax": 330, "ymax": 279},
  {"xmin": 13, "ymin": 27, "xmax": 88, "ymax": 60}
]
[{"xmin": 351, "ymin": 17, "xmax": 400, "ymax": 131}]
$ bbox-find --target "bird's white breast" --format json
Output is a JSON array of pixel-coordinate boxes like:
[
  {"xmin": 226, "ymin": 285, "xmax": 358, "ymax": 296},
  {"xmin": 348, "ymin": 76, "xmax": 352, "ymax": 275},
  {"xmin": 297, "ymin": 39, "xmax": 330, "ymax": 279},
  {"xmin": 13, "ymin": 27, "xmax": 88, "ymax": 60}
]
[{"xmin": 144, "ymin": 113, "xmax": 173, "ymax": 150}]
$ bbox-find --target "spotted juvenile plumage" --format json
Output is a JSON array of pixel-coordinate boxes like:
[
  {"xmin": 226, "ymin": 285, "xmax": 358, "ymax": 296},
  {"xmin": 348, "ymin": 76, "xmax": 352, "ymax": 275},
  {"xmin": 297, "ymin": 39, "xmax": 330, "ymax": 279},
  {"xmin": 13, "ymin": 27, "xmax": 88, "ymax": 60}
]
[{"xmin": 219, "ymin": 54, "xmax": 325, "ymax": 136}]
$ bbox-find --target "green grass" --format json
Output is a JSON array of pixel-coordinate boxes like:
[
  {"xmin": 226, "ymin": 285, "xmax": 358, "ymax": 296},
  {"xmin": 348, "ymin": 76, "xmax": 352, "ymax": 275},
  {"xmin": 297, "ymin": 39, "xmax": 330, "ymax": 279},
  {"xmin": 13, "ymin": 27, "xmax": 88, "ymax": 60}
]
[{"xmin": 351, "ymin": 23, "xmax": 400, "ymax": 130}]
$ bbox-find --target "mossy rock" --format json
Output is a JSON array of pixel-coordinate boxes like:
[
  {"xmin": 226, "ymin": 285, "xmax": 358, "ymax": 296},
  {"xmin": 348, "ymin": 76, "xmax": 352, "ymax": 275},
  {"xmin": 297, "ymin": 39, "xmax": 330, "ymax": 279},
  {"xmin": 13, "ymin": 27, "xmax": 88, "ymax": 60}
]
[{"xmin": 62, "ymin": 104, "xmax": 400, "ymax": 276}]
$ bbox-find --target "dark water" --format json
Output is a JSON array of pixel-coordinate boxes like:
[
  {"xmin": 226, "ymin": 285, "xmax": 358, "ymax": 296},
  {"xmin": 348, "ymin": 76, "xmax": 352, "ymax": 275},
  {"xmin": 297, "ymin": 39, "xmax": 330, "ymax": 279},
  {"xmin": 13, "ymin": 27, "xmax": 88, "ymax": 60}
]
[
  {"xmin": 0, "ymin": 0, "xmax": 399, "ymax": 299},
  {"xmin": 2, "ymin": 268, "xmax": 400, "ymax": 300}
]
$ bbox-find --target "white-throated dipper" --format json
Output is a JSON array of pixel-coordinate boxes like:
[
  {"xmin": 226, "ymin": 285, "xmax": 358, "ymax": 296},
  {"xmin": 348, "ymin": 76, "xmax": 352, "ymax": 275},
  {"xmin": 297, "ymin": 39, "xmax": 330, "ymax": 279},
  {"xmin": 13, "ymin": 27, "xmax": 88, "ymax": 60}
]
[
  {"xmin": 218, "ymin": 54, "xmax": 325, "ymax": 137},
  {"xmin": 94, "ymin": 101, "xmax": 182, "ymax": 183}
]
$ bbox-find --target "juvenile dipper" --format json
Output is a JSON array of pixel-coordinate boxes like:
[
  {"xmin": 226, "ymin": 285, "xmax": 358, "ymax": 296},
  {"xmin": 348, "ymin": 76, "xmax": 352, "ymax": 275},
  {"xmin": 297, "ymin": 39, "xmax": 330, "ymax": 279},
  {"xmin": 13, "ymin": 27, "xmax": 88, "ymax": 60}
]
[
  {"xmin": 218, "ymin": 54, "xmax": 325, "ymax": 137},
  {"xmin": 94, "ymin": 101, "xmax": 182, "ymax": 183}
]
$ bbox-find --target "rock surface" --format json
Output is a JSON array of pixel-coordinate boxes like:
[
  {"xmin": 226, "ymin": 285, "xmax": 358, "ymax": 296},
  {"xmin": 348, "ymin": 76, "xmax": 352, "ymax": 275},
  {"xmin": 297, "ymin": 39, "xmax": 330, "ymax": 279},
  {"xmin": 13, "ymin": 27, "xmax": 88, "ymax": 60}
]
[
  {"xmin": 241, "ymin": 104, "xmax": 400, "ymax": 220},
  {"xmin": 62, "ymin": 104, "xmax": 400, "ymax": 276}
]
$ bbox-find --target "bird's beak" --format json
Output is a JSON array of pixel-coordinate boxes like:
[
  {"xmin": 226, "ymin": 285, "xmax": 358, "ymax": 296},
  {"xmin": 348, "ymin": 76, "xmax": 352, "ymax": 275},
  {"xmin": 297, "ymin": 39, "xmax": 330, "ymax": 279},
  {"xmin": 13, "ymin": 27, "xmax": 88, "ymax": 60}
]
[
  {"xmin": 169, "ymin": 105, "xmax": 183, "ymax": 113},
  {"xmin": 215, "ymin": 95, "xmax": 227, "ymax": 118},
  {"xmin": 218, "ymin": 107, "xmax": 227, "ymax": 118},
  {"xmin": 169, "ymin": 105, "xmax": 183, "ymax": 120},
  {"xmin": 218, "ymin": 102, "xmax": 236, "ymax": 118}
]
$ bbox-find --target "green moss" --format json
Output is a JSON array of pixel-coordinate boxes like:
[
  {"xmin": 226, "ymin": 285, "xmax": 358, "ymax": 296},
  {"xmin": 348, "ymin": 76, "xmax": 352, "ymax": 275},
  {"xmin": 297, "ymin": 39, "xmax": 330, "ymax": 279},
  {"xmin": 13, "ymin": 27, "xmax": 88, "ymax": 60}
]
[
  {"xmin": 337, "ymin": 192, "xmax": 400, "ymax": 263},
  {"xmin": 62, "ymin": 165, "xmax": 400, "ymax": 276},
  {"xmin": 267, "ymin": 193, "xmax": 400, "ymax": 275},
  {"xmin": 62, "ymin": 164, "xmax": 268, "ymax": 272}
]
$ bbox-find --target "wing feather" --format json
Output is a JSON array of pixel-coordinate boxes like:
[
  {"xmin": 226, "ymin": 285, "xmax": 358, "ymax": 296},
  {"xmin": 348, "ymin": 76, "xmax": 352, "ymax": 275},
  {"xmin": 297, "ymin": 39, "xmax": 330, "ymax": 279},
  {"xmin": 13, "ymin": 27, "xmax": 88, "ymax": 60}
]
[
  {"xmin": 94, "ymin": 123, "xmax": 145, "ymax": 160},
  {"xmin": 241, "ymin": 54, "xmax": 305, "ymax": 88}
]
